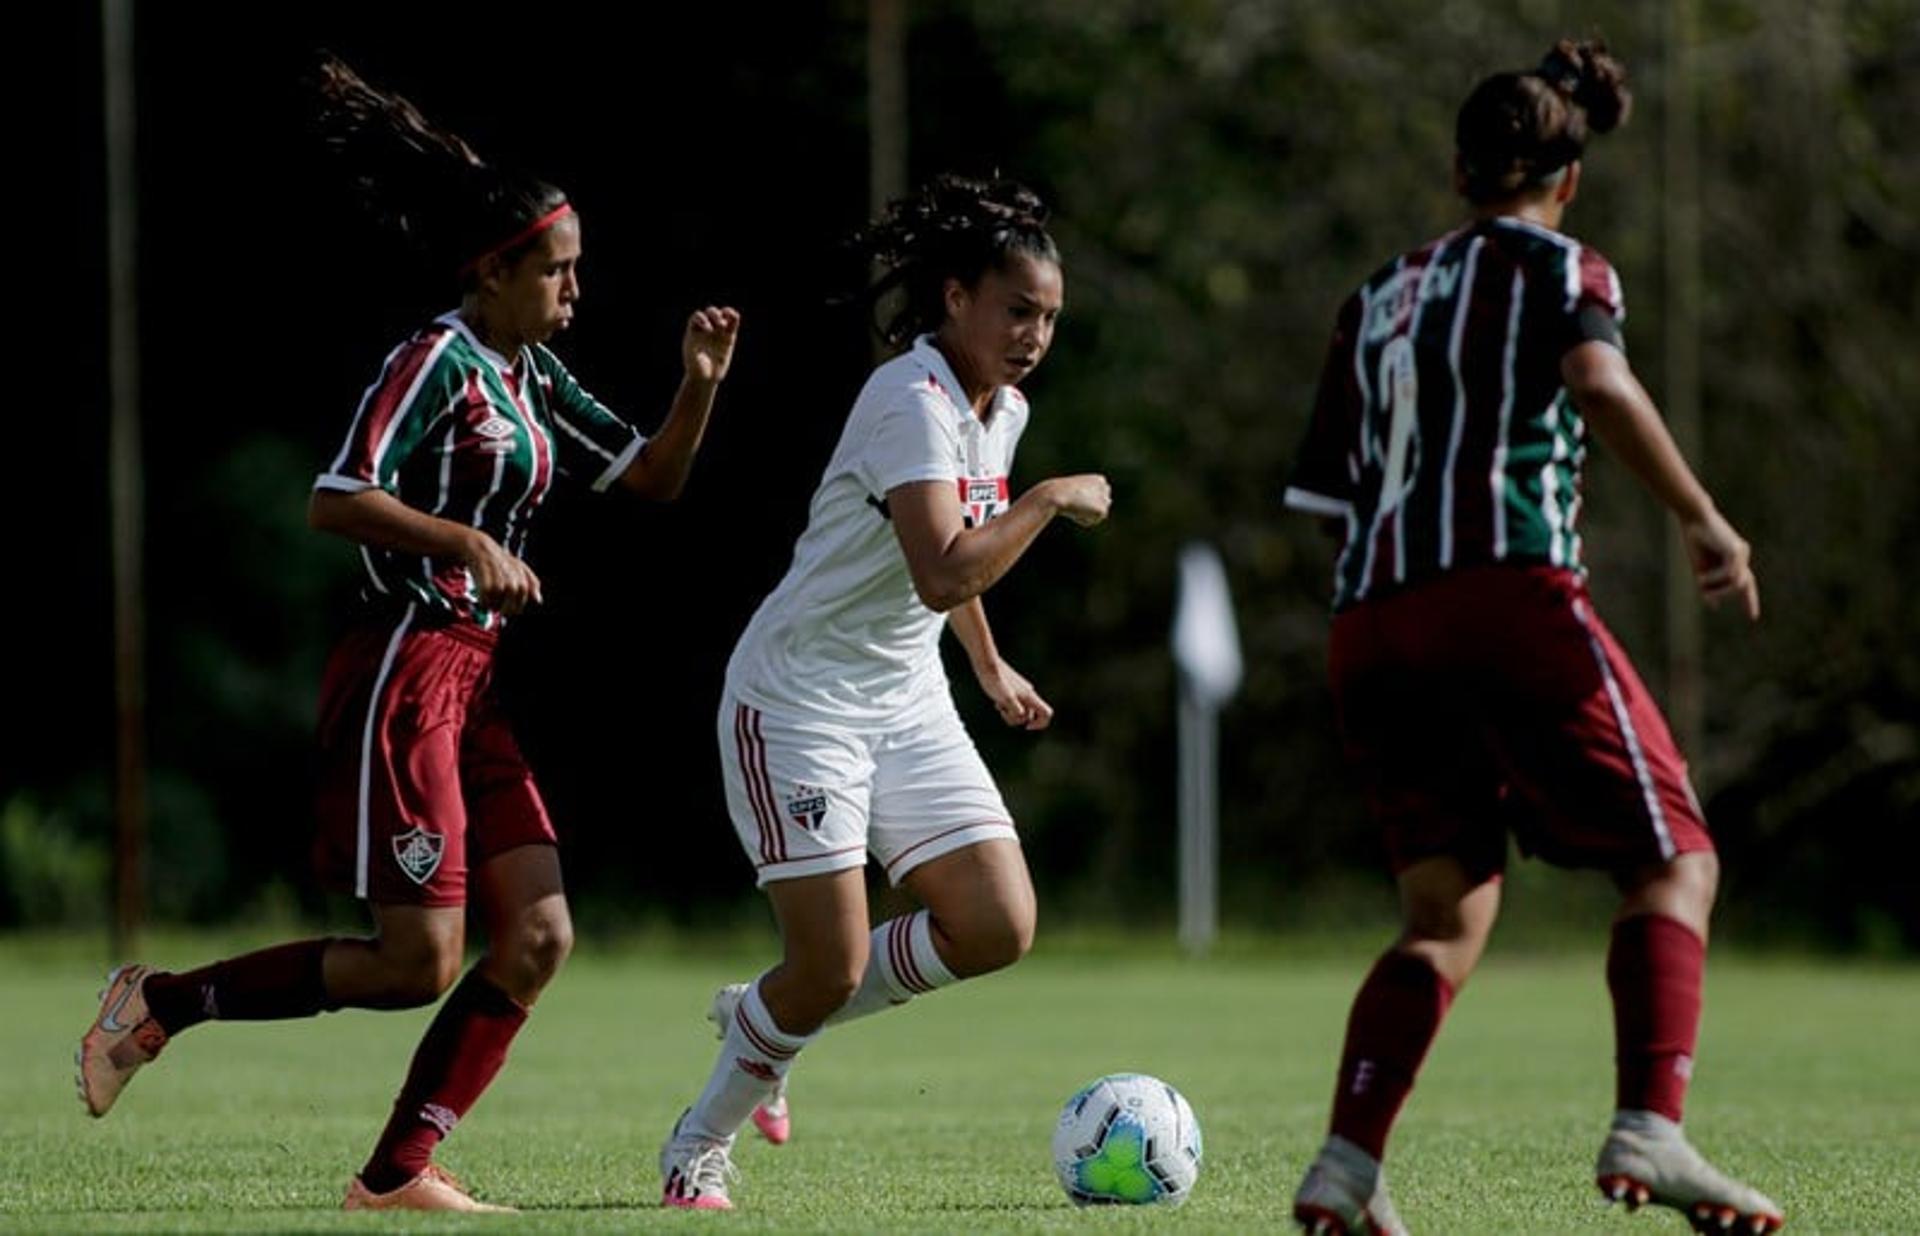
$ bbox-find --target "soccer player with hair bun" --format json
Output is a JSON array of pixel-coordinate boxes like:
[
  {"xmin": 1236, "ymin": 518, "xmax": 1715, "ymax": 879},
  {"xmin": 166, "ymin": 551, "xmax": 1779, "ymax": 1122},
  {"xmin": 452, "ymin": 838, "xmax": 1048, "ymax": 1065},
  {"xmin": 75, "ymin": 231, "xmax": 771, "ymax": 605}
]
[
  {"xmin": 75, "ymin": 54, "xmax": 740, "ymax": 1213},
  {"xmin": 1284, "ymin": 39, "xmax": 1782, "ymax": 1235},
  {"xmin": 656, "ymin": 174, "xmax": 1110, "ymax": 1211}
]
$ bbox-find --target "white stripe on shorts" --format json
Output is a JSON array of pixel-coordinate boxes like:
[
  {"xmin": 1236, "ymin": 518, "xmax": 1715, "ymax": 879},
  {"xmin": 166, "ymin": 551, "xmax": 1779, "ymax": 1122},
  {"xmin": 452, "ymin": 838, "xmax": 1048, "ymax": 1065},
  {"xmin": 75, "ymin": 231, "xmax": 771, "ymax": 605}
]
[
  {"xmin": 355, "ymin": 603, "xmax": 417, "ymax": 898},
  {"xmin": 1571, "ymin": 599, "xmax": 1675, "ymax": 861}
]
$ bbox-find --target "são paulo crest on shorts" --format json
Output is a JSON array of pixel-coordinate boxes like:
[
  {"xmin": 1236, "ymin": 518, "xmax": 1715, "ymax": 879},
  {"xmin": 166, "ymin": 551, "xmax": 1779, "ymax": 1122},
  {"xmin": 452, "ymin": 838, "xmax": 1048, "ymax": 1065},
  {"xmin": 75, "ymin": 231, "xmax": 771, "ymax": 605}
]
[{"xmin": 786, "ymin": 784, "xmax": 828, "ymax": 831}]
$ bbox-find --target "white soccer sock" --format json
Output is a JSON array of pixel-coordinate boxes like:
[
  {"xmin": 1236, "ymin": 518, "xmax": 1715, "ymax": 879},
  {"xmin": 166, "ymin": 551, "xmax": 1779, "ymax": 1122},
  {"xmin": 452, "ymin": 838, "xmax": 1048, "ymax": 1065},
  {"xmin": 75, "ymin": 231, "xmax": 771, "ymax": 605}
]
[
  {"xmin": 684, "ymin": 977, "xmax": 810, "ymax": 1142},
  {"xmin": 826, "ymin": 910, "xmax": 959, "ymax": 1027}
]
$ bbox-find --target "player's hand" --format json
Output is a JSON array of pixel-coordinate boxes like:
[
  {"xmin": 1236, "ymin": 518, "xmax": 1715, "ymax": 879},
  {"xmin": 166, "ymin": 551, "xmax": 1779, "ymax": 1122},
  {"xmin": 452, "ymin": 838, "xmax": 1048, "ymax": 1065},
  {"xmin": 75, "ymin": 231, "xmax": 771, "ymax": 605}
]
[
  {"xmin": 1047, "ymin": 474, "xmax": 1112, "ymax": 528},
  {"xmin": 1681, "ymin": 509, "xmax": 1759, "ymax": 621},
  {"xmin": 976, "ymin": 660, "xmax": 1054, "ymax": 731},
  {"xmin": 460, "ymin": 529, "xmax": 543, "ymax": 615},
  {"xmin": 683, "ymin": 306, "xmax": 741, "ymax": 385}
]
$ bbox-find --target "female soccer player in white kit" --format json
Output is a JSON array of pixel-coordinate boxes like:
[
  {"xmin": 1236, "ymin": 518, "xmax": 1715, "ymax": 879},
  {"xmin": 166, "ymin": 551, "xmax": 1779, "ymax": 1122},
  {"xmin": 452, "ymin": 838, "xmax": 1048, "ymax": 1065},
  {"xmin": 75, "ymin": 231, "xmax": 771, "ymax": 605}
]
[{"xmin": 658, "ymin": 175, "xmax": 1111, "ymax": 1210}]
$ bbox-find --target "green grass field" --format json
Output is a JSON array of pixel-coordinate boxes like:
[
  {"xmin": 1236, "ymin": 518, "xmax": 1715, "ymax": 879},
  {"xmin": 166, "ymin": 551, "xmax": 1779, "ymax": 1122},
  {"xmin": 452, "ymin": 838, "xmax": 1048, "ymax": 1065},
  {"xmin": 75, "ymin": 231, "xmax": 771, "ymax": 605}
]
[{"xmin": 1, "ymin": 932, "xmax": 1915, "ymax": 1233}]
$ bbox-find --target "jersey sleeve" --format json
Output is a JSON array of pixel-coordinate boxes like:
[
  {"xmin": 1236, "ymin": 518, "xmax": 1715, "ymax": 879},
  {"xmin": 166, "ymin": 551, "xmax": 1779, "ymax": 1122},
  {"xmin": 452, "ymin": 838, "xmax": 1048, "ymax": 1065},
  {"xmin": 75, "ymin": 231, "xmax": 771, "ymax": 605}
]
[
  {"xmin": 1284, "ymin": 294, "xmax": 1364, "ymax": 518},
  {"xmin": 1558, "ymin": 245, "xmax": 1627, "ymax": 353},
  {"xmin": 859, "ymin": 384, "xmax": 961, "ymax": 497},
  {"xmin": 315, "ymin": 331, "xmax": 459, "ymax": 494},
  {"xmin": 534, "ymin": 345, "xmax": 646, "ymax": 493}
]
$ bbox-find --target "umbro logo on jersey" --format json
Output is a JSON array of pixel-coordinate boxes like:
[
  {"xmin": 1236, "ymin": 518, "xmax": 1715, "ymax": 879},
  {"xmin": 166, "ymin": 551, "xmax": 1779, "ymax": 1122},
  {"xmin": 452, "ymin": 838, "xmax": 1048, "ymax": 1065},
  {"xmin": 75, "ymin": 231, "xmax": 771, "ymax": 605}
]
[
  {"xmin": 392, "ymin": 826, "xmax": 446, "ymax": 884},
  {"xmin": 473, "ymin": 415, "xmax": 519, "ymax": 454},
  {"xmin": 787, "ymin": 785, "xmax": 827, "ymax": 831}
]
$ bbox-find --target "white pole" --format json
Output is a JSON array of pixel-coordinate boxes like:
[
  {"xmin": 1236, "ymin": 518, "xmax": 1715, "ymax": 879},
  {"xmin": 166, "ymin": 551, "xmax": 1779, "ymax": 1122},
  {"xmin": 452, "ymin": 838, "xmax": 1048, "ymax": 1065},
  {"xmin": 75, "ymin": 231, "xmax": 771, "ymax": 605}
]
[
  {"xmin": 1177, "ymin": 687, "xmax": 1218, "ymax": 955},
  {"xmin": 1172, "ymin": 544, "xmax": 1241, "ymax": 958}
]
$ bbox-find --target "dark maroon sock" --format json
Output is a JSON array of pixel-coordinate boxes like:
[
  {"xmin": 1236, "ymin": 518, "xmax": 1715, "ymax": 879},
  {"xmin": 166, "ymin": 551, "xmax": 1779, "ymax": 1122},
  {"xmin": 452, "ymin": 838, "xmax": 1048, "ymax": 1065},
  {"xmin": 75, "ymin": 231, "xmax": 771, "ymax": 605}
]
[
  {"xmin": 1328, "ymin": 950, "xmax": 1456, "ymax": 1160},
  {"xmin": 1608, "ymin": 914, "xmax": 1704, "ymax": 1122},
  {"xmin": 359, "ymin": 969, "xmax": 528, "ymax": 1195},
  {"xmin": 143, "ymin": 939, "xmax": 337, "ymax": 1035}
]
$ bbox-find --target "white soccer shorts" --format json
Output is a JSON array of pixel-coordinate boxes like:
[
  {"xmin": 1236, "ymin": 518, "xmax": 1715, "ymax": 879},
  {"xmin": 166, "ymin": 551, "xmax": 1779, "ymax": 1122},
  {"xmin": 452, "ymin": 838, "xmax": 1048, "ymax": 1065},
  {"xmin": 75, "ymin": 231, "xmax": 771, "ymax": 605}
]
[{"xmin": 718, "ymin": 690, "xmax": 1017, "ymax": 887}]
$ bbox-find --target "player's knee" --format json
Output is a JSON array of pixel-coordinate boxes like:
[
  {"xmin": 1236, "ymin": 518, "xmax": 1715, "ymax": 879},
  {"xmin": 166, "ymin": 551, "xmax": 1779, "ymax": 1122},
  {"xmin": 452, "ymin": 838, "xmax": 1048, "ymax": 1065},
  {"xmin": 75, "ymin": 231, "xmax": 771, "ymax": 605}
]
[
  {"xmin": 945, "ymin": 905, "xmax": 1034, "ymax": 978},
  {"xmin": 1403, "ymin": 899, "xmax": 1492, "ymax": 949},
  {"xmin": 516, "ymin": 909, "xmax": 574, "ymax": 988},
  {"xmin": 379, "ymin": 942, "xmax": 462, "ymax": 1006},
  {"xmin": 784, "ymin": 949, "xmax": 865, "ymax": 1013},
  {"xmin": 1619, "ymin": 847, "xmax": 1720, "ymax": 925}
]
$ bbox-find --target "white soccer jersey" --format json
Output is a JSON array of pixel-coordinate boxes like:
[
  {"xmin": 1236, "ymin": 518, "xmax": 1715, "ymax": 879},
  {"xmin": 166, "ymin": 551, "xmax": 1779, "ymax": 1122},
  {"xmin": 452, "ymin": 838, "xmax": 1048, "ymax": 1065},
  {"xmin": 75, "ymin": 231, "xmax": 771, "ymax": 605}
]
[{"xmin": 726, "ymin": 335, "xmax": 1029, "ymax": 727}]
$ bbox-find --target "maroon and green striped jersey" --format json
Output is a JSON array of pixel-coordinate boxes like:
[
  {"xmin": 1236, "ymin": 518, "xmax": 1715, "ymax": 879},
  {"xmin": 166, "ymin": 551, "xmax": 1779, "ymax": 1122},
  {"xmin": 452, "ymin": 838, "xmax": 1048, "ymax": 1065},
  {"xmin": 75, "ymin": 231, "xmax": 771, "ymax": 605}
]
[
  {"xmin": 1285, "ymin": 217, "xmax": 1627, "ymax": 611},
  {"xmin": 315, "ymin": 312, "xmax": 643, "ymax": 628}
]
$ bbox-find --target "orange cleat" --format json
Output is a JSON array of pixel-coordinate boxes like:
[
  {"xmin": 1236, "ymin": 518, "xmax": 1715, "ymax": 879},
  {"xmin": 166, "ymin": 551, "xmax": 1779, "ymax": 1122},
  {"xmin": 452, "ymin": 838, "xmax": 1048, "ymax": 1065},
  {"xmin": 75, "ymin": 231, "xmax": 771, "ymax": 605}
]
[
  {"xmin": 77, "ymin": 964, "xmax": 169, "ymax": 1118},
  {"xmin": 342, "ymin": 1164, "xmax": 516, "ymax": 1213}
]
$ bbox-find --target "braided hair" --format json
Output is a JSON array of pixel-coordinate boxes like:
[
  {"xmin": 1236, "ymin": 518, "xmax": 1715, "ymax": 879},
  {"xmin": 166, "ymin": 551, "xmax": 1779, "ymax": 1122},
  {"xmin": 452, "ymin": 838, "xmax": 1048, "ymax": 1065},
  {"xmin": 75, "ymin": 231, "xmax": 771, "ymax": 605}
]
[
  {"xmin": 307, "ymin": 52, "xmax": 570, "ymax": 283},
  {"xmin": 1455, "ymin": 39, "xmax": 1632, "ymax": 205},
  {"xmin": 849, "ymin": 174, "xmax": 1059, "ymax": 349}
]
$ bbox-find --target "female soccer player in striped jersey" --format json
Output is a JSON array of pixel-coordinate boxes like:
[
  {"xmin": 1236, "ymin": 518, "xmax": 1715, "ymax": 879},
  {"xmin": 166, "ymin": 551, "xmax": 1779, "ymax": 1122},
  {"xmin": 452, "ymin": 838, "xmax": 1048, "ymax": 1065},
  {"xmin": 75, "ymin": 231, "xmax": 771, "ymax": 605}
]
[
  {"xmin": 1285, "ymin": 40, "xmax": 1782, "ymax": 1236},
  {"xmin": 656, "ymin": 175, "xmax": 1110, "ymax": 1210},
  {"xmin": 75, "ymin": 56, "xmax": 739, "ymax": 1213}
]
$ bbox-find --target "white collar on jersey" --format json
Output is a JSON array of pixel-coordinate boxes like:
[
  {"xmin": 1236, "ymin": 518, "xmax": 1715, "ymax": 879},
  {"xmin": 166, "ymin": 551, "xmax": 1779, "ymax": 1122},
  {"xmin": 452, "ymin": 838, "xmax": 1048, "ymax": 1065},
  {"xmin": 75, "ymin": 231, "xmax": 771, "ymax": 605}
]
[
  {"xmin": 437, "ymin": 310, "xmax": 525, "ymax": 374},
  {"xmin": 910, "ymin": 334, "xmax": 1021, "ymax": 427}
]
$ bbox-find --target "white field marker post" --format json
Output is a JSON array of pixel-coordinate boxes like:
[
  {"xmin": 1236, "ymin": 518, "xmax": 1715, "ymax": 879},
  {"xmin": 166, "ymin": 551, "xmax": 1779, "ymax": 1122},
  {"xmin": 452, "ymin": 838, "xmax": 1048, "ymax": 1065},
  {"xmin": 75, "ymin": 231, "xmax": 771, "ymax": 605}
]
[{"xmin": 1172, "ymin": 543, "xmax": 1242, "ymax": 957}]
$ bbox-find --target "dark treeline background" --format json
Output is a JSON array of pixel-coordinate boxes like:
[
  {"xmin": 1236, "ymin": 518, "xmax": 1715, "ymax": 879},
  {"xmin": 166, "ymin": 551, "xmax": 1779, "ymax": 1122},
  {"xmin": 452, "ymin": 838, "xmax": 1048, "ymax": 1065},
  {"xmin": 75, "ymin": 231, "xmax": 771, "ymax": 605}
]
[{"xmin": 11, "ymin": 1, "xmax": 1916, "ymax": 950}]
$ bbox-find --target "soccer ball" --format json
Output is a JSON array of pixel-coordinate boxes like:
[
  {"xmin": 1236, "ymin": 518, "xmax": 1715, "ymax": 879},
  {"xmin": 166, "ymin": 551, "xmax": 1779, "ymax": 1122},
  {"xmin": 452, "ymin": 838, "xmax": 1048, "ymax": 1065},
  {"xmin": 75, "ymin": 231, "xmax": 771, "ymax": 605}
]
[{"xmin": 1051, "ymin": 1073, "xmax": 1203, "ymax": 1207}]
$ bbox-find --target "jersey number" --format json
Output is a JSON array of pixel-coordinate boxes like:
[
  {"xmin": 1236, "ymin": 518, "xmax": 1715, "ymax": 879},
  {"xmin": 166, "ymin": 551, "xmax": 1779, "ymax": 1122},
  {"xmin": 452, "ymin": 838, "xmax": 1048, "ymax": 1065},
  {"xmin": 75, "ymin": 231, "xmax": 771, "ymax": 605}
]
[{"xmin": 1376, "ymin": 336, "xmax": 1419, "ymax": 515}]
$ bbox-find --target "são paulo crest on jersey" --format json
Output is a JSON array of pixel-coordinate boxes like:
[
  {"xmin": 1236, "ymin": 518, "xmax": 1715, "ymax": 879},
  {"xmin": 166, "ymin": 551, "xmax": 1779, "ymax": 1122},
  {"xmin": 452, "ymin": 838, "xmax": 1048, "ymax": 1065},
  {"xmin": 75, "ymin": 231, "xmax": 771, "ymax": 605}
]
[{"xmin": 960, "ymin": 476, "xmax": 1011, "ymax": 526}]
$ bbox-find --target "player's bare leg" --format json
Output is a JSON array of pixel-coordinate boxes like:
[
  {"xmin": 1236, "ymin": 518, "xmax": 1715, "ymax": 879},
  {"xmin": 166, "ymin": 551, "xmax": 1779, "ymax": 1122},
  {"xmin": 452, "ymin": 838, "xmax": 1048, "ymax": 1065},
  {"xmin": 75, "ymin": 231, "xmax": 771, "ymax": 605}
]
[
  {"xmin": 898, "ymin": 839, "xmax": 1036, "ymax": 979},
  {"xmin": 79, "ymin": 902, "xmax": 467, "ymax": 1118},
  {"xmin": 1598, "ymin": 851, "xmax": 1782, "ymax": 1232}
]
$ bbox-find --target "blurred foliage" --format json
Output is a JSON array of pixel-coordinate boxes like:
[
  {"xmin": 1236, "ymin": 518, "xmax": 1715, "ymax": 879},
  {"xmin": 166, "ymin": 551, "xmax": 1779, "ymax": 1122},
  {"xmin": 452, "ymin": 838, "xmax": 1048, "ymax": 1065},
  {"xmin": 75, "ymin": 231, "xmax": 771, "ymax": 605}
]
[
  {"xmin": 23, "ymin": 1, "xmax": 1915, "ymax": 948},
  {"xmin": 0, "ymin": 796, "xmax": 108, "ymax": 928}
]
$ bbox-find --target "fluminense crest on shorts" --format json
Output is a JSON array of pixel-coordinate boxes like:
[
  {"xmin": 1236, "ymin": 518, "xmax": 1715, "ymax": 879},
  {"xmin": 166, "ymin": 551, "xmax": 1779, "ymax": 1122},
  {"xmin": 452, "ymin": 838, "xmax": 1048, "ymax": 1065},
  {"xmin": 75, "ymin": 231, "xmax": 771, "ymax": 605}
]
[
  {"xmin": 787, "ymin": 784, "xmax": 828, "ymax": 831},
  {"xmin": 392, "ymin": 826, "xmax": 446, "ymax": 884}
]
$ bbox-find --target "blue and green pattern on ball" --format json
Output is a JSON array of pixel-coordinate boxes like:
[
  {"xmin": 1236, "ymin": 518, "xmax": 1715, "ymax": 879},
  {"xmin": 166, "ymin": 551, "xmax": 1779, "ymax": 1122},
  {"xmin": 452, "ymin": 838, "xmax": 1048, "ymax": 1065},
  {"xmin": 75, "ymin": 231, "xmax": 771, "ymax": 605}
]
[{"xmin": 1068, "ymin": 1111, "xmax": 1162, "ymax": 1204}]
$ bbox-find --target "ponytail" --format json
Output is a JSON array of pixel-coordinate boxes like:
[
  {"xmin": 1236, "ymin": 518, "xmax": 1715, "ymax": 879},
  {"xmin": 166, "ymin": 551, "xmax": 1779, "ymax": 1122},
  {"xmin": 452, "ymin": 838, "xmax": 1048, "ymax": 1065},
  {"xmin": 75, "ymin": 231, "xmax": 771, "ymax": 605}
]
[
  {"xmin": 1455, "ymin": 38, "xmax": 1632, "ymax": 204},
  {"xmin": 307, "ymin": 52, "xmax": 570, "ymax": 281}
]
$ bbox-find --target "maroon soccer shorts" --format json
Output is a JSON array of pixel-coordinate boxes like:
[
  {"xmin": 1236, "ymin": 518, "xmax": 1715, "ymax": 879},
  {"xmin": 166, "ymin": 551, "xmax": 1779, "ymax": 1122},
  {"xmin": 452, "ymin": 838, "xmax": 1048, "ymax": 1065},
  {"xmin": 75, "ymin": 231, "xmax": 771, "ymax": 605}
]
[
  {"xmin": 1328, "ymin": 565, "xmax": 1712, "ymax": 881},
  {"xmin": 312, "ymin": 608, "xmax": 556, "ymax": 907}
]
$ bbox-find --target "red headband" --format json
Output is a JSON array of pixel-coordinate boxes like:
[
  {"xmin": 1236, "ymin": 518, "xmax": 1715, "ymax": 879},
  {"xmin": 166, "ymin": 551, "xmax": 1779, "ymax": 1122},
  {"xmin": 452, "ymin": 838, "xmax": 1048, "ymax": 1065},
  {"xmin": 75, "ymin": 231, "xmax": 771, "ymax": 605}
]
[{"xmin": 460, "ymin": 202, "xmax": 575, "ymax": 274}]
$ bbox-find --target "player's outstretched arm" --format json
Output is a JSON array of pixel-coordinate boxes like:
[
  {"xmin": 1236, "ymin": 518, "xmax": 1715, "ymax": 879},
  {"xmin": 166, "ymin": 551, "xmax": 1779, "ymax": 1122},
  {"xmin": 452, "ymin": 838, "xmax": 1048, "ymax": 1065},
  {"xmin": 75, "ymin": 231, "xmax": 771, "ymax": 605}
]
[
  {"xmin": 888, "ymin": 473, "xmax": 1110, "ymax": 613},
  {"xmin": 308, "ymin": 487, "xmax": 543, "ymax": 614},
  {"xmin": 619, "ymin": 306, "xmax": 741, "ymax": 501},
  {"xmin": 1562, "ymin": 341, "xmax": 1759, "ymax": 620},
  {"xmin": 948, "ymin": 597, "xmax": 1054, "ymax": 730}
]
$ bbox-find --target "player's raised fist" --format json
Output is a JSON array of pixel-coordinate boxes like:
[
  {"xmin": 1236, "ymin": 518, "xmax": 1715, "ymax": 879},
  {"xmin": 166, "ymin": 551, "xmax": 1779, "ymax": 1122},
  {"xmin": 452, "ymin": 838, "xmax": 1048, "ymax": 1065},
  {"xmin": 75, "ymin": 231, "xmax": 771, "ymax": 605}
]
[
  {"xmin": 1048, "ymin": 474, "xmax": 1112, "ymax": 528},
  {"xmin": 684, "ymin": 306, "xmax": 741, "ymax": 385}
]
